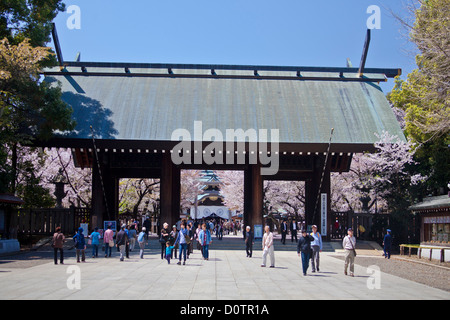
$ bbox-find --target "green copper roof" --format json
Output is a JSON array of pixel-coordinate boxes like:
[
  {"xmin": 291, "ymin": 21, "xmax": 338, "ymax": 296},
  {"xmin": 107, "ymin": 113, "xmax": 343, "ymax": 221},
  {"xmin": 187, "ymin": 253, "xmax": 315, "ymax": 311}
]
[{"xmin": 44, "ymin": 64, "xmax": 405, "ymax": 150}]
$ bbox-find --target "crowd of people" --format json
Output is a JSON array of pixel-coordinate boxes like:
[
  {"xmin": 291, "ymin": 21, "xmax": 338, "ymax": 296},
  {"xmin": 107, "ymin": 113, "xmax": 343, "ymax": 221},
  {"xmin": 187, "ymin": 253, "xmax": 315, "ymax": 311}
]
[{"xmin": 51, "ymin": 218, "xmax": 393, "ymax": 278}]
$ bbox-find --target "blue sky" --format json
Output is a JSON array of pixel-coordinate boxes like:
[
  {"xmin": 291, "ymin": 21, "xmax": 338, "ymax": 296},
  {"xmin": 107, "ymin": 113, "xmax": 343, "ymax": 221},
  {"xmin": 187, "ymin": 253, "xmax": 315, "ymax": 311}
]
[{"xmin": 50, "ymin": 0, "xmax": 418, "ymax": 93}]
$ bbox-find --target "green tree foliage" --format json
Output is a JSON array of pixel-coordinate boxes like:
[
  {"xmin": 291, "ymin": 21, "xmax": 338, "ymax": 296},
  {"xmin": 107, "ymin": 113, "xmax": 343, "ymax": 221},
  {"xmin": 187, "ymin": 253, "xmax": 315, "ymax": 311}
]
[
  {"xmin": 387, "ymin": 0, "xmax": 450, "ymax": 194},
  {"xmin": 0, "ymin": 1, "xmax": 75, "ymax": 209},
  {"xmin": 0, "ymin": 0, "xmax": 65, "ymax": 47}
]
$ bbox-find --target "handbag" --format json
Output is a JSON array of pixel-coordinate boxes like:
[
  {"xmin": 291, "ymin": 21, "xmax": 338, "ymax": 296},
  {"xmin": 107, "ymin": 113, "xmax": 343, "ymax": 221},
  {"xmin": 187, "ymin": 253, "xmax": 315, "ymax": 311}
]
[
  {"xmin": 109, "ymin": 239, "xmax": 114, "ymax": 247},
  {"xmin": 348, "ymin": 236, "xmax": 357, "ymax": 257}
]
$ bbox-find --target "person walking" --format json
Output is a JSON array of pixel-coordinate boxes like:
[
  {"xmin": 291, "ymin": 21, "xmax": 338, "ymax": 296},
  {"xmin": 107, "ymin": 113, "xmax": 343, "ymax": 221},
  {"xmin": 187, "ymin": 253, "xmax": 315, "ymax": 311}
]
[
  {"xmin": 73, "ymin": 227, "xmax": 86, "ymax": 263},
  {"xmin": 52, "ymin": 226, "xmax": 65, "ymax": 265},
  {"xmin": 160, "ymin": 222, "xmax": 170, "ymax": 259},
  {"xmin": 342, "ymin": 228, "xmax": 357, "ymax": 276},
  {"xmin": 186, "ymin": 223, "xmax": 194, "ymax": 258},
  {"xmin": 138, "ymin": 227, "xmax": 147, "ymax": 259},
  {"xmin": 195, "ymin": 224, "xmax": 202, "ymax": 252},
  {"xmin": 165, "ymin": 241, "xmax": 175, "ymax": 264},
  {"xmin": 297, "ymin": 229, "xmax": 314, "ymax": 276},
  {"xmin": 103, "ymin": 225, "xmax": 114, "ymax": 258},
  {"xmin": 128, "ymin": 224, "xmax": 137, "ymax": 252},
  {"xmin": 143, "ymin": 216, "xmax": 151, "ymax": 240},
  {"xmin": 116, "ymin": 224, "xmax": 129, "ymax": 262},
  {"xmin": 383, "ymin": 229, "xmax": 392, "ymax": 259},
  {"xmin": 90, "ymin": 227, "xmax": 101, "ymax": 258},
  {"xmin": 198, "ymin": 223, "xmax": 212, "ymax": 260},
  {"xmin": 245, "ymin": 226, "xmax": 254, "ymax": 258},
  {"xmin": 261, "ymin": 226, "xmax": 275, "ymax": 268},
  {"xmin": 125, "ymin": 225, "xmax": 130, "ymax": 258},
  {"xmin": 310, "ymin": 225, "xmax": 322, "ymax": 272},
  {"xmin": 280, "ymin": 220, "xmax": 288, "ymax": 245},
  {"xmin": 170, "ymin": 225, "xmax": 178, "ymax": 259},
  {"xmin": 290, "ymin": 219, "xmax": 298, "ymax": 243},
  {"xmin": 175, "ymin": 222, "xmax": 189, "ymax": 265}
]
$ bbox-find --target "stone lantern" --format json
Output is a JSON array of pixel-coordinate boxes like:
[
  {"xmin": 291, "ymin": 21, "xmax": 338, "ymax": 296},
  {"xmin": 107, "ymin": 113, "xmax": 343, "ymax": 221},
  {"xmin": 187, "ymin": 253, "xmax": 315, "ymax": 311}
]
[{"xmin": 51, "ymin": 168, "xmax": 68, "ymax": 208}]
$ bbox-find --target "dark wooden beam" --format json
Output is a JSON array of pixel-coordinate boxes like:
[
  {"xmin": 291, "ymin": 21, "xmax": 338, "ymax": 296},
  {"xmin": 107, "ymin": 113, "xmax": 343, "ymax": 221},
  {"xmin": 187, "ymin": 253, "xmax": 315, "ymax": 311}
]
[
  {"xmin": 37, "ymin": 138, "xmax": 376, "ymax": 156},
  {"xmin": 54, "ymin": 60, "xmax": 401, "ymax": 78},
  {"xmin": 51, "ymin": 23, "xmax": 64, "ymax": 66},
  {"xmin": 43, "ymin": 70, "xmax": 388, "ymax": 83},
  {"xmin": 358, "ymin": 29, "xmax": 371, "ymax": 77}
]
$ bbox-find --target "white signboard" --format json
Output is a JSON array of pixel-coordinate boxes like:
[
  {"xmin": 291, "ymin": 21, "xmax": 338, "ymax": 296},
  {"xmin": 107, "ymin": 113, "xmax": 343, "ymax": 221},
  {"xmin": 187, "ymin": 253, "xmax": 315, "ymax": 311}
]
[
  {"xmin": 80, "ymin": 223, "xmax": 89, "ymax": 237},
  {"xmin": 254, "ymin": 224, "xmax": 263, "ymax": 239},
  {"xmin": 321, "ymin": 193, "xmax": 327, "ymax": 236},
  {"xmin": 191, "ymin": 206, "xmax": 230, "ymax": 220}
]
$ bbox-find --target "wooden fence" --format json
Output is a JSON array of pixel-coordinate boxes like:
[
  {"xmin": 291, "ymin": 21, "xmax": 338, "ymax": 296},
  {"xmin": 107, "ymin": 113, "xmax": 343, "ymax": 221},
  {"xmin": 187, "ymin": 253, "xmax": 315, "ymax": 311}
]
[
  {"xmin": 331, "ymin": 211, "xmax": 391, "ymax": 241},
  {"xmin": 11, "ymin": 206, "xmax": 91, "ymax": 237}
]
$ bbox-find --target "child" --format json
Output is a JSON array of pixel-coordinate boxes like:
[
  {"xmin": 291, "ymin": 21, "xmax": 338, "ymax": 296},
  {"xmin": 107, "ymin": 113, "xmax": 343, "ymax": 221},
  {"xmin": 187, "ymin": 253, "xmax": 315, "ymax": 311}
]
[
  {"xmin": 138, "ymin": 227, "xmax": 146, "ymax": 259},
  {"xmin": 165, "ymin": 241, "xmax": 175, "ymax": 264}
]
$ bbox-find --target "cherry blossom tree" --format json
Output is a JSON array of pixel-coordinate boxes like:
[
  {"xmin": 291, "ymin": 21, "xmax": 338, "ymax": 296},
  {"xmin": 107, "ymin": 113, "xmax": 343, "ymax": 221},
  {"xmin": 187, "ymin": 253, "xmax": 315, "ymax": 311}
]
[
  {"xmin": 41, "ymin": 147, "xmax": 92, "ymax": 208},
  {"xmin": 180, "ymin": 169, "xmax": 201, "ymax": 212},
  {"xmin": 217, "ymin": 170, "xmax": 244, "ymax": 213},
  {"xmin": 118, "ymin": 178, "xmax": 159, "ymax": 216},
  {"xmin": 331, "ymin": 131, "xmax": 426, "ymax": 214}
]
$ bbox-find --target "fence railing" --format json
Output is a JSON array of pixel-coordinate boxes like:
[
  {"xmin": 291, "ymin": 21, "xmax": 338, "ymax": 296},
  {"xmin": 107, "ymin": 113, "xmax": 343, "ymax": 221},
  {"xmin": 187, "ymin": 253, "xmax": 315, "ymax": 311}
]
[
  {"xmin": 11, "ymin": 206, "xmax": 91, "ymax": 237},
  {"xmin": 331, "ymin": 211, "xmax": 391, "ymax": 242}
]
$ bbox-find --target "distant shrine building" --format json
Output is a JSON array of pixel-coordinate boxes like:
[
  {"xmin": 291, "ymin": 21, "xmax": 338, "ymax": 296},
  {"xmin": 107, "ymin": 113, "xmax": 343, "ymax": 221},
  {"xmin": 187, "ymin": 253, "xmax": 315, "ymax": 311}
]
[
  {"xmin": 39, "ymin": 29, "xmax": 404, "ymax": 240},
  {"xmin": 191, "ymin": 170, "xmax": 230, "ymax": 221}
]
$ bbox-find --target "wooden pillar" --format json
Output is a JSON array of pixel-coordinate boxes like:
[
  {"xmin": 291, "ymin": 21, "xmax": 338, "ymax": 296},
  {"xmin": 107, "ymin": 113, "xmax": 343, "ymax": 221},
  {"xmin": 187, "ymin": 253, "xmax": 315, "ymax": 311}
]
[
  {"xmin": 305, "ymin": 176, "xmax": 319, "ymax": 228},
  {"xmin": 91, "ymin": 152, "xmax": 117, "ymax": 230},
  {"xmin": 160, "ymin": 153, "xmax": 180, "ymax": 228},
  {"xmin": 243, "ymin": 168, "xmax": 252, "ymax": 232},
  {"xmin": 244, "ymin": 164, "xmax": 264, "ymax": 236},
  {"xmin": 251, "ymin": 164, "xmax": 264, "ymax": 228},
  {"xmin": 171, "ymin": 164, "xmax": 181, "ymax": 225},
  {"xmin": 305, "ymin": 155, "xmax": 331, "ymax": 239},
  {"xmin": 322, "ymin": 163, "xmax": 331, "ymax": 241}
]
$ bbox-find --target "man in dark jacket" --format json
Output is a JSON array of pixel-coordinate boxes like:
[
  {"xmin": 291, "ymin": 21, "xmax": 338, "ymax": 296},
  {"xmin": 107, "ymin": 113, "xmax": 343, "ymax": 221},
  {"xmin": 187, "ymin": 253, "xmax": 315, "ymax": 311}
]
[
  {"xmin": 245, "ymin": 226, "xmax": 254, "ymax": 258},
  {"xmin": 383, "ymin": 229, "xmax": 392, "ymax": 259},
  {"xmin": 297, "ymin": 229, "xmax": 315, "ymax": 276},
  {"xmin": 116, "ymin": 224, "xmax": 129, "ymax": 261},
  {"xmin": 290, "ymin": 219, "xmax": 298, "ymax": 242},
  {"xmin": 143, "ymin": 216, "xmax": 151, "ymax": 240},
  {"xmin": 280, "ymin": 220, "xmax": 288, "ymax": 244}
]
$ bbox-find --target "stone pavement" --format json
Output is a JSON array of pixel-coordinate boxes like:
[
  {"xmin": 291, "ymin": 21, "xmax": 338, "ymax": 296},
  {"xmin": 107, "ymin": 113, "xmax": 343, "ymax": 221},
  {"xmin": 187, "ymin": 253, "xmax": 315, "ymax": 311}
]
[{"xmin": 0, "ymin": 236, "xmax": 448, "ymax": 300}]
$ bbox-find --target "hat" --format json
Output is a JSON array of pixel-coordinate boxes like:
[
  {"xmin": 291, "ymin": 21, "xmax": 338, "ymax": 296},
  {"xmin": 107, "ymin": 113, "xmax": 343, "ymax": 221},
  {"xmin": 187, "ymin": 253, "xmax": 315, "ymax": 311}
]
[
  {"xmin": 347, "ymin": 227, "xmax": 353, "ymax": 231},
  {"xmin": 312, "ymin": 225, "xmax": 318, "ymax": 229},
  {"xmin": 142, "ymin": 227, "xmax": 146, "ymax": 231},
  {"xmin": 387, "ymin": 229, "xmax": 391, "ymax": 233}
]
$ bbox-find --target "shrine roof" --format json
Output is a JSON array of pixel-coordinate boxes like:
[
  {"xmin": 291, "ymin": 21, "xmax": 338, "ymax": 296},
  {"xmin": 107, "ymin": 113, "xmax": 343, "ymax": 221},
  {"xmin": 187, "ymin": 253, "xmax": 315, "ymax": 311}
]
[{"xmin": 42, "ymin": 61, "xmax": 404, "ymax": 152}]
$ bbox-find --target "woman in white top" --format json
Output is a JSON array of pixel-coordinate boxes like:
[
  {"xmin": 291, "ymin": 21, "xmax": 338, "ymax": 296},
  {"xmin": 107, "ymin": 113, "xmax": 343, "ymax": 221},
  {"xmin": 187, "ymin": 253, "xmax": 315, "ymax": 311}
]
[
  {"xmin": 261, "ymin": 226, "xmax": 275, "ymax": 268},
  {"xmin": 342, "ymin": 228, "xmax": 356, "ymax": 277}
]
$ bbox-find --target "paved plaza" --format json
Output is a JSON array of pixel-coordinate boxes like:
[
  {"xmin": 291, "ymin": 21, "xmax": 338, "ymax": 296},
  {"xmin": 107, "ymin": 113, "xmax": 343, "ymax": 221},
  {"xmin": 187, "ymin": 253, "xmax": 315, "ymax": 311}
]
[{"xmin": 0, "ymin": 236, "xmax": 448, "ymax": 300}]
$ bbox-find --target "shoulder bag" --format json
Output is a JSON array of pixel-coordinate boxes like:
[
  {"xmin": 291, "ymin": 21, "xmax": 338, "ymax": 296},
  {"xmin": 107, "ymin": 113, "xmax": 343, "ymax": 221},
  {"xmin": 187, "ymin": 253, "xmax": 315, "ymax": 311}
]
[{"xmin": 348, "ymin": 236, "xmax": 357, "ymax": 257}]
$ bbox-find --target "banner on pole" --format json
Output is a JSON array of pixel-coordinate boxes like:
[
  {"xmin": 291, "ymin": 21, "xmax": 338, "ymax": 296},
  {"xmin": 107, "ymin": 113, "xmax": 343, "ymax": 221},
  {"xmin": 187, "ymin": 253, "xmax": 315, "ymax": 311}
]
[{"xmin": 321, "ymin": 193, "xmax": 327, "ymax": 236}]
